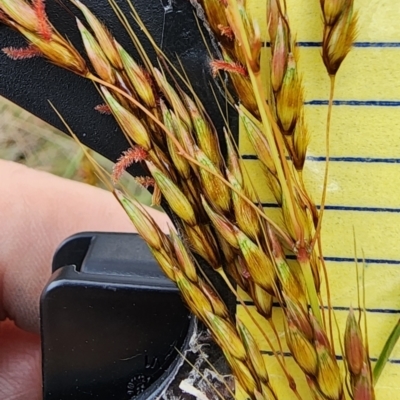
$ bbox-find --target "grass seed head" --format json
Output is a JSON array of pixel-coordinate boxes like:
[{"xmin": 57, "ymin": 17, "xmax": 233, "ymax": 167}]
[
  {"xmin": 198, "ymin": 0, "xmax": 230, "ymax": 42},
  {"xmin": 225, "ymin": 256, "xmax": 249, "ymax": 291},
  {"xmin": 201, "ymin": 196, "xmax": 239, "ymax": 248},
  {"xmin": 286, "ymin": 319, "xmax": 318, "ymax": 376},
  {"xmin": 147, "ymin": 162, "xmax": 197, "ymax": 226},
  {"xmin": 322, "ymin": 0, "xmax": 357, "ymax": 75},
  {"xmin": 195, "ymin": 148, "xmax": 231, "ymax": 214},
  {"xmin": 293, "ymin": 112, "xmax": 309, "ymax": 170},
  {"xmin": 230, "ymin": 70, "xmax": 259, "ymax": 116},
  {"xmin": 228, "ymin": 169, "xmax": 261, "ymax": 240},
  {"xmin": 169, "ymin": 104, "xmax": 197, "ymax": 158},
  {"xmin": 17, "ymin": 27, "xmax": 88, "ymax": 75},
  {"xmin": 71, "ymin": 0, "xmax": 122, "ymax": 69},
  {"xmin": 249, "ymin": 282, "xmax": 273, "ymax": 319},
  {"xmin": 271, "ymin": 16, "xmax": 288, "ymax": 92},
  {"xmin": 311, "ymin": 313, "xmax": 331, "ymax": 348},
  {"xmin": 189, "ymin": 99, "xmax": 222, "ymax": 168},
  {"xmin": 321, "ymin": 0, "xmax": 348, "ymax": 26},
  {"xmin": 117, "ymin": 42, "xmax": 156, "ymax": 108},
  {"xmin": 284, "ymin": 294, "xmax": 313, "ymax": 340},
  {"xmin": 149, "ymin": 247, "xmax": 176, "ymax": 282},
  {"xmin": 353, "ymin": 363, "xmax": 375, "ymax": 400},
  {"xmin": 170, "ymin": 230, "xmax": 198, "ymax": 283},
  {"xmin": 0, "ymin": 0, "xmax": 39, "ymax": 32},
  {"xmin": 276, "ymin": 257, "xmax": 307, "ymax": 311},
  {"xmin": 175, "ymin": 269, "xmax": 213, "ymax": 321},
  {"xmin": 276, "ymin": 53, "xmax": 303, "ymax": 134},
  {"xmin": 236, "ymin": 230, "xmax": 276, "ymax": 295},
  {"xmin": 161, "ymin": 101, "xmax": 191, "ymax": 179},
  {"xmin": 101, "ymin": 87, "xmax": 151, "ymax": 150},
  {"xmin": 77, "ymin": 18, "xmax": 115, "ymax": 83},
  {"xmin": 237, "ymin": 319, "xmax": 270, "ymax": 383},
  {"xmin": 198, "ymin": 280, "xmax": 229, "ymax": 319},
  {"xmin": 224, "ymin": 350, "xmax": 259, "ymax": 397},
  {"xmin": 240, "ymin": 112, "xmax": 277, "ymax": 175},
  {"xmin": 183, "ymin": 223, "xmax": 220, "ymax": 269},
  {"xmin": 344, "ymin": 307, "xmax": 364, "ymax": 376},
  {"xmin": 114, "ymin": 190, "xmax": 164, "ymax": 251},
  {"xmin": 315, "ymin": 342, "xmax": 343, "ymax": 400},
  {"xmin": 267, "ymin": 0, "xmax": 280, "ymax": 48},
  {"xmin": 205, "ymin": 311, "xmax": 247, "ymax": 361},
  {"xmin": 153, "ymin": 68, "xmax": 192, "ymax": 130}
]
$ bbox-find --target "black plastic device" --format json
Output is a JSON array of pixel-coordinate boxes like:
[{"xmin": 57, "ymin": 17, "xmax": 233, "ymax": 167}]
[{"xmin": 40, "ymin": 232, "xmax": 194, "ymax": 400}]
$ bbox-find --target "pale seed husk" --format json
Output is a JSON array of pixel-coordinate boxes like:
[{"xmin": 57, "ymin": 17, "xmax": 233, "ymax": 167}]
[
  {"xmin": 175, "ymin": 269, "xmax": 213, "ymax": 321},
  {"xmin": 118, "ymin": 43, "xmax": 156, "ymax": 108},
  {"xmin": 237, "ymin": 319, "xmax": 270, "ymax": 383},
  {"xmin": 147, "ymin": 162, "xmax": 197, "ymax": 226},
  {"xmin": 77, "ymin": 18, "xmax": 115, "ymax": 83},
  {"xmin": 316, "ymin": 342, "xmax": 343, "ymax": 400},
  {"xmin": 0, "ymin": 0, "xmax": 39, "ymax": 32},
  {"xmin": 71, "ymin": 0, "xmax": 123, "ymax": 70},
  {"xmin": 195, "ymin": 148, "xmax": 231, "ymax": 213},
  {"xmin": 170, "ymin": 230, "xmax": 198, "ymax": 283},
  {"xmin": 228, "ymin": 169, "xmax": 261, "ymax": 240},
  {"xmin": 205, "ymin": 311, "xmax": 247, "ymax": 361},
  {"xmin": 236, "ymin": 230, "xmax": 277, "ymax": 295},
  {"xmin": 223, "ymin": 350, "xmax": 260, "ymax": 397},
  {"xmin": 286, "ymin": 320, "xmax": 318, "ymax": 376},
  {"xmin": 249, "ymin": 282, "xmax": 273, "ymax": 320},
  {"xmin": 102, "ymin": 87, "xmax": 151, "ymax": 150},
  {"xmin": 323, "ymin": 1, "xmax": 357, "ymax": 75},
  {"xmin": 16, "ymin": 27, "xmax": 88, "ymax": 75}
]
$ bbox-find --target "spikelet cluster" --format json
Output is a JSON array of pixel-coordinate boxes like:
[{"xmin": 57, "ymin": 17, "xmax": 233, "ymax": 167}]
[
  {"xmin": 196, "ymin": 0, "xmax": 261, "ymax": 116},
  {"xmin": 115, "ymin": 191, "xmax": 277, "ymax": 399},
  {"xmin": 267, "ymin": 0, "xmax": 309, "ymax": 172}
]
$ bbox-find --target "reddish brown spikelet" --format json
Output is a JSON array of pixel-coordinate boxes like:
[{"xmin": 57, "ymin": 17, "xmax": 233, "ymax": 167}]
[
  {"xmin": 345, "ymin": 307, "xmax": 364, "ymax": 375},
  {"xmin": 2, "ymin": 45, "xmax": 42, "ymax": 60},
  {"xmin": 33, "ymin": 0, "xmax": 52, "ymax": 41},
  {"xmin": 210, "ymin": 59, "xmax": 248, "ymax": 77},
  {"xmin": 112, "ymin": 146, "xmax": 148, "ymax": 182},
  {"xmin": 353, "ymin": 363, "xmax": 374, "ymax": 400},
  {"xmin": 94, "ymin": 104, "xmax": 111, "ymax": 115},
  {"xmin": 218, "ymin": 24, "xmax": 234, "ymax": 40},
  {"xmin": 135, "ymin": 176, "xmax": 155, "ymax": 189}
]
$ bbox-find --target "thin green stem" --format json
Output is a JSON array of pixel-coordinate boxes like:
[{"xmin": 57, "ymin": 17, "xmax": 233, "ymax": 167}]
[
  {"xmin": 373, "ymin": 318, "xmax": 400, "ymax": 384},
  {"xmin": 299, "ymin": 256, "xmax": 322, "ymax": 325}
]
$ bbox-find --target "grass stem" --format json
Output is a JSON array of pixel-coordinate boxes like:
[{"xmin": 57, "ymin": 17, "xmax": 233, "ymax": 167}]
[
  {"xmin": 298, "ymin": 256, "xmax": 322, "ymax": 326},
  {"xmin": 312, "ymin": 74, "xmax": 336, "ymax": 248},
  {"xmin": 373, "ymin": 318, "xmax": 400, "ymax": 384}
]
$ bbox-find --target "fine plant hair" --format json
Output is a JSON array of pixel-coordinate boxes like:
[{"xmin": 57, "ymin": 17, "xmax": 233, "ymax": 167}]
[{"xmin": 0, "ymin": 1, "xmax": 384, "ymax": 400}]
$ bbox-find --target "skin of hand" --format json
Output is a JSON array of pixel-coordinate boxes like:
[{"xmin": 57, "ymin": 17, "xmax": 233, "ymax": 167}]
[{"xmin": 0, "ymin": 159, "xmax": 169, "ymax": 400}]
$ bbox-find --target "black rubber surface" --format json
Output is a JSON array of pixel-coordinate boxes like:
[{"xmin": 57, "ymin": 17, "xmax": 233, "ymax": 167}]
[{"xmin": 0, "ymin": 0, "xmax": 238, "ymax": 173}]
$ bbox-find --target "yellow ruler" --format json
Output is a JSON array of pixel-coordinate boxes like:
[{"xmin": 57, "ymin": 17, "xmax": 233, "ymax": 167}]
[{"xmin": 237, "ymin": 1, "xmax": 400, "ymax": 398}]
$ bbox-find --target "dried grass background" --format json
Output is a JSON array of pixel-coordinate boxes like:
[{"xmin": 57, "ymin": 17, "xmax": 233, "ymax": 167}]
[{"xmin": 0, "ymin": 95, "xmax": 153, "ymax": 205}]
